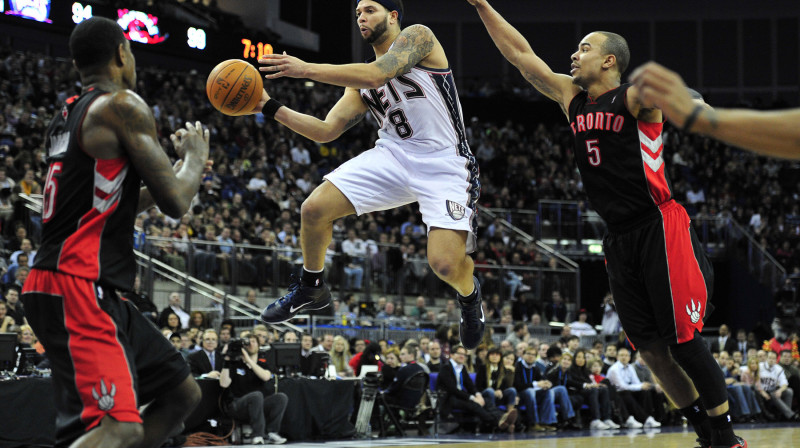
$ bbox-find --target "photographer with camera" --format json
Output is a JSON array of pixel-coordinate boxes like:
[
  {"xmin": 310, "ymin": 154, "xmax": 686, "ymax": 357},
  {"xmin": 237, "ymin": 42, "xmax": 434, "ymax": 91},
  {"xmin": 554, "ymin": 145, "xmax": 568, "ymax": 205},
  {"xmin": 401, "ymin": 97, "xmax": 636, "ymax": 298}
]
[{"xmin": 220, "ymin": 331, "xmax": 288, "ymax": 445}]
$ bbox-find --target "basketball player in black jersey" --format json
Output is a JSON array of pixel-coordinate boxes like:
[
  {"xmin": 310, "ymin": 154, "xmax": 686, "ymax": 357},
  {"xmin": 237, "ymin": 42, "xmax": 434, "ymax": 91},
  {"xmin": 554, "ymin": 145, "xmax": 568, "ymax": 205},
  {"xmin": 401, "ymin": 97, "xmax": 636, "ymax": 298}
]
[
  {"xmin": 21, "ymin": 18, "xmax": 208, "ymax": 448},
  {"xmin": 467, "ymin": 1, "xmax": 745, "ymax": 447},
  {"xmin": 631, "ymin": 61, "xmax": 800, "ymax": 160}
]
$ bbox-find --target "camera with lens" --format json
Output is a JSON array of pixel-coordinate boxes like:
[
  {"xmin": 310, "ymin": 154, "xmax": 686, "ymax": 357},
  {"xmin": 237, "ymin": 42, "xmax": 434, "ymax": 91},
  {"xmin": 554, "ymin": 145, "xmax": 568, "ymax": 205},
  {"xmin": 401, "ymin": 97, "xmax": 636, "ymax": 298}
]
[{"xmin": 226, "ymin": 337, "xmax": 248, "ymax": 361}]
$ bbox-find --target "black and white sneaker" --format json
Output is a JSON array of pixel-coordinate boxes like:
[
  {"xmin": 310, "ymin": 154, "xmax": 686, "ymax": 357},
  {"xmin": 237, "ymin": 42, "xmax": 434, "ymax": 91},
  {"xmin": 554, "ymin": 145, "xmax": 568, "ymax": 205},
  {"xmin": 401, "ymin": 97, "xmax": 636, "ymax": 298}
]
[
  {"xmin": 457, "ymin": 277, "xmax": 485, "ymax": 350},
  {"xmin": 260, "ymin": 276, "xmax": 331, "ymax": 324}
]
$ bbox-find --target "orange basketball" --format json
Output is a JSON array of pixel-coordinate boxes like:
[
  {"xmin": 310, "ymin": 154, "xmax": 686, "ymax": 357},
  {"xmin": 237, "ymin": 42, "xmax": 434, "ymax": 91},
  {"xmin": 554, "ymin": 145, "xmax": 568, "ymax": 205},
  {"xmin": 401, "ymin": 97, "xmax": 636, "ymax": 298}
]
[{"xmin": 206, "ymin": 59, "xmax": 263, "ymax": 116}]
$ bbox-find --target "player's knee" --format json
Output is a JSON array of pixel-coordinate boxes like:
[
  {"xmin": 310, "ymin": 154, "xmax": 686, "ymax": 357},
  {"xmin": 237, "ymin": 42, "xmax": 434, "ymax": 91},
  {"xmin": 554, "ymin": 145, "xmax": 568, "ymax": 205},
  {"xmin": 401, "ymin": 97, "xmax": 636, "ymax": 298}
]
[
  {"xmin": 639, "ymin": 344, "xmax": 671, "ymax": 372},
  {"xmin": 428, "ymin": 257, "xmax": 456, "ymax": 280},
  {"xmin": 300, "ymin": 197, "xmax": 327, "ymax": 224}
]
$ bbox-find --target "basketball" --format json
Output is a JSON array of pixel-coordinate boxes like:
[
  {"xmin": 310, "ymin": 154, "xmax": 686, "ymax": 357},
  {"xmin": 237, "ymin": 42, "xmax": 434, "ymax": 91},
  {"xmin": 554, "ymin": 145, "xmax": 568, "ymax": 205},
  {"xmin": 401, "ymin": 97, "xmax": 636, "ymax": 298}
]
[{"xmin": 206, "ymin": 59, "xmax": 263, "ymax": 116}]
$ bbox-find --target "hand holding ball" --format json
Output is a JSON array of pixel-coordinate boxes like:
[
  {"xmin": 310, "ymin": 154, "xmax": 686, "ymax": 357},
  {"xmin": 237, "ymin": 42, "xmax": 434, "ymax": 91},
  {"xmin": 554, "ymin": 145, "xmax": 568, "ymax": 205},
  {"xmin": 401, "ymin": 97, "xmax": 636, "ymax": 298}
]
[{"xmin": 206, "ymin": 59, "xmax": 263, "ymax": 116}]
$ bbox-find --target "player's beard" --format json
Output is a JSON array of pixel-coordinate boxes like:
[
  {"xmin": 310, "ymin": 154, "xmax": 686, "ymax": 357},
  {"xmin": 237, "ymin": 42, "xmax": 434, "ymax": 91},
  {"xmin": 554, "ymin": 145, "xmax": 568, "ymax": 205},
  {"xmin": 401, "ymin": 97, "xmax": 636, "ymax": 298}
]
[{"xmin": 363, "ymin": 15, "xmax": 389, "ymax": 44}]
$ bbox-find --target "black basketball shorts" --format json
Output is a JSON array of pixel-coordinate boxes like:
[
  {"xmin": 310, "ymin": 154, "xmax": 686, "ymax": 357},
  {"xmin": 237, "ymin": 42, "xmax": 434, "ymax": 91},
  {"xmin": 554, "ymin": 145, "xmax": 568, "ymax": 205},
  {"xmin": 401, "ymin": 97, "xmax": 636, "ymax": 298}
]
[
  {"xmin": 603, "ymin": 200, "xmax": 714, "ymax": 349},
  {"xmin": 22, "ymin": 269, "xmax": 190, "ymax": 446}
]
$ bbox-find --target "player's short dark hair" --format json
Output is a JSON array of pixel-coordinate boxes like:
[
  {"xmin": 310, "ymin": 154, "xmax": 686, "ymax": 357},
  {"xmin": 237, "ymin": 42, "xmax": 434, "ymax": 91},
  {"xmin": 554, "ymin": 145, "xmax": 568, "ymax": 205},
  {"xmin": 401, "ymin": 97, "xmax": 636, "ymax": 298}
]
[
  {"xmin": 597, "ymin": 31, "xmax": 630, "ymax": 76},
  {"xmin": 69, "ymin": 17, "xmax": 128, "ymax": 70}
]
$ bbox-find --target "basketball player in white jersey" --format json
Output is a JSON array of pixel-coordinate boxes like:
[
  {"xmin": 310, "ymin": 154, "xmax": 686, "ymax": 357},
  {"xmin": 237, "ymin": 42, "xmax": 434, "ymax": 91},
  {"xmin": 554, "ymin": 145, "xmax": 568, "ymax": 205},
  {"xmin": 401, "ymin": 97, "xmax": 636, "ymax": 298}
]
[{"xmin": 251, "ymin": 0, "xmax": 485, "ymax": 349}]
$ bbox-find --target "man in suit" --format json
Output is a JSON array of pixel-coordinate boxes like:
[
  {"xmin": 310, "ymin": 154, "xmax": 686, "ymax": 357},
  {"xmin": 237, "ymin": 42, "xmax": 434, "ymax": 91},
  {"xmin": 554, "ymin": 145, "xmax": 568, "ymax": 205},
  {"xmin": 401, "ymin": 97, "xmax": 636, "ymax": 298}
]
[
  {"xmin": 710, "ymin": 324, "xmax": 737, "ymax": 355},
  {"xmin": 734, "ymin": 329, "xmax": 751, "ymax": 361},
  {"xmin": 436, "ymin": 344, "xmax": 516, "ymax": 431},
  {"xmin": 187, "ymin": 329, "xmax": 221, "ymax": 379}
]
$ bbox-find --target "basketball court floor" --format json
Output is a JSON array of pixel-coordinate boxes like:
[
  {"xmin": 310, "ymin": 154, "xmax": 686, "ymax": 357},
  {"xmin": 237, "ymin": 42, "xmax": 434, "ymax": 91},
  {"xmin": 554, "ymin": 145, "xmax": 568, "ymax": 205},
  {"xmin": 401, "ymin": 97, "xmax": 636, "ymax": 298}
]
[{"xmin": 194, "ymin": 422, "xmax": 797, "ymax": 447}]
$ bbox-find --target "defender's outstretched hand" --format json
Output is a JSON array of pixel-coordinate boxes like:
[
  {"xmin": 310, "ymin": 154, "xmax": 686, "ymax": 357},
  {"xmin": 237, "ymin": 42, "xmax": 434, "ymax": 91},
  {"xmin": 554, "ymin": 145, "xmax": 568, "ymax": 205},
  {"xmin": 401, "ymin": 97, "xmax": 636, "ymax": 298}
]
[
  {"xmin": 259, "ymin": 52, "xmax": 310, "ymax": 80},
  {"xmin": 629, "ymin": 62, "xmax": 695, "ymax": 128},
  {"xmin": 169, "ymin": 121, "xmax": 210, "ymax": 160}
]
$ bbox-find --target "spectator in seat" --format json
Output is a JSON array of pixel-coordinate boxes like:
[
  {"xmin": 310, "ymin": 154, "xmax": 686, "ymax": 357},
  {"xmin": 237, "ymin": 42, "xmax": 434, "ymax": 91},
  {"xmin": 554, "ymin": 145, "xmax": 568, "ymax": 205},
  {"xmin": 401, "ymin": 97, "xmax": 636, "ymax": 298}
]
[
  {"xmin": 475, "ymin": 347, "xmax": 518, "ymax": 432},
  {"xmin": 427, "ymin": 340, "xmax": 444, "ymax": 373},
  {"xmin": 187, "ymin": 329, "xmax": 221, "ymax": 379},
  {"xmin": 158, "ymin": 292, "xmax": 189, "ymax": 329},
  {"xmin": 437, "ymin": 344, "xmax": 517, "ymax": 432},
  {"xmin": 568, "ymin": 349, "xmax": 617, "ymax": 429},
  {"xmin": 505, "ymin": 322, "xmax": 529, "ymax": 347},
  {"xmin": 710, "ymin": 324, "xmax": 737, "ymax": 354},
  {"xmin": 329, "ymin": 335, "xmax": 354, "ymax": 378},
  {"xmin": 514, "ymin": 345, "xmax": 559, "ymax": 432},
  {"xmin": 606, "ymin": 347, "xmax": 661, "ymax": 429},
  {"xmin": 758, "ymin": 351, "xmax": 798, "ymax": 421},
  {"xmin": 570, "ymin": 309, "xmax": 597, "ymax": 337},
  {"xmin": 544, "ymin": 291, "xmax": 567, "ymax": 323},
  {"xmin": 779, "ymin": 350, "xmax": 800, "ymax": 412},
  {"xmin": 3, "ymin": 287, "xmax": 26, "ymax": 326},
  {"xmin": 220, "ymin": 332, "xmax": 288, "ymax": 445},
  {"xmin": 383, "ymin": 346, "xmax": 429, "ymax": 409}
]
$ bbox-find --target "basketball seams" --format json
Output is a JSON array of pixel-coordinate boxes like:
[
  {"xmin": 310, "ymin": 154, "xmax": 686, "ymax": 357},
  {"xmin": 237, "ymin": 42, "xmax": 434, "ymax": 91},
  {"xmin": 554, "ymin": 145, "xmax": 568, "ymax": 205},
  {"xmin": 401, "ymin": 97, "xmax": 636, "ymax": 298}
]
[{"xmin": 205, "ymin": 59, "xmax": 240, "ymax": 99}]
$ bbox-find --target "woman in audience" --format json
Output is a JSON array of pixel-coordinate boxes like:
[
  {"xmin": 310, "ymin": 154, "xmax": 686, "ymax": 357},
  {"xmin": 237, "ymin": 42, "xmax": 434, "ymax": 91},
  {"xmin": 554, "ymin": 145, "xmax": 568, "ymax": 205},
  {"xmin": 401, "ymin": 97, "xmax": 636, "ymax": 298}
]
[
  {"xmin": 502, "ymin": 350, "xmax": 517, "ymax": 376},
  {"xmin": 722, "ymin": 356, "xmax": 762, "ymax": 422},
  {"xmin": 163, "ymin": 312, "xmax": 181, "ymax": 335},
  {"xmin": 381, "ymin": 347, "xmax": 401, "ymax": 388},
  {"xmin": 476, "ymin": 347, "xmax": 518, "ymax": 431},
  {"xmin": 0, "ymin": 301, "xmax": 13, "ymax": 333},
  {"xmin": 740, "ymin": 357, "xmax": 772, "ymax": 421},
  {"xmin": 329, "ymin": 335, "xmax": 354, "ymax": 377},
  {"xmin": 189, "ymin": 311, "xmax": 207, "ymax": 331},
  {"xmin": 568, "ymin": 348, "xmax": 618, "ymax": 429},
  {"xmin": 17, "ymin": 324, "xmax": 34, "ymax": 348}
]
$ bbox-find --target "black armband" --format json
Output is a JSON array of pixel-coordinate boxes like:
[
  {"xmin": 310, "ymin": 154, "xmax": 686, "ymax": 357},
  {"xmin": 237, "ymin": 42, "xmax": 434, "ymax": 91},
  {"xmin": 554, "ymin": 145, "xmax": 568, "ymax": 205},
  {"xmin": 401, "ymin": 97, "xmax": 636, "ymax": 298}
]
[
  {"xmin": 682, "ymin": 104, "xmax": 703, "ymax": 133},
  {"xmin": 261, "ymin": 99, "xmax": 284, "ymax": 120}
]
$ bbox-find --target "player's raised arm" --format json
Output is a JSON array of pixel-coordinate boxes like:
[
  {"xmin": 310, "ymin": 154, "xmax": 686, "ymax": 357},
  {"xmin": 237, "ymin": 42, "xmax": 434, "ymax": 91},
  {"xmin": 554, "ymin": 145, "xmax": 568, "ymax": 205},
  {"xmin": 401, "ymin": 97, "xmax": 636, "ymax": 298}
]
[
  {"xmin": 252, "ymin": 87, "xmax": 368, "ymax": 143},
  {"xmin": 259, "ymin": 24, "xmax": 438, "ymax": 90},
  {"xmin": 631, "ymin": 62, "xmax": 800, "ymax": 160},
  {"xmin": 101, "ymin": 90, "xmax": 209, "ymax": 217},
  {"xmin": 467, "ymin": 0, "xmax": 578, "ymax": 112}
]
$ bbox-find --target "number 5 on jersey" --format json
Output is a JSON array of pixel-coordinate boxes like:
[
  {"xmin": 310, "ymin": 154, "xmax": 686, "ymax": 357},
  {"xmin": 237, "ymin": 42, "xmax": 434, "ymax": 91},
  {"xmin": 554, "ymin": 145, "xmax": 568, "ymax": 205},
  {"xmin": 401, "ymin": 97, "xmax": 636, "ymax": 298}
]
[
  {"xmin": 43, "ymin": 162, "xmax": 63, "ymax": 222},
  {"xmin": 585, "ymin": 139, "xmax": 601, "ymax": 166}
]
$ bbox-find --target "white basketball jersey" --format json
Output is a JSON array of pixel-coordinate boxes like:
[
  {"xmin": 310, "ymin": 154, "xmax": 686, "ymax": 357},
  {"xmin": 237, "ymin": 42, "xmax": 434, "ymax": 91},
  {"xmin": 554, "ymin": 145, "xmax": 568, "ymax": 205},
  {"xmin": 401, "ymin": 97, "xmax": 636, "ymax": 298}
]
[{"xmin": 359, "ymin": 65, "xmax": 469, "ymax": 154}]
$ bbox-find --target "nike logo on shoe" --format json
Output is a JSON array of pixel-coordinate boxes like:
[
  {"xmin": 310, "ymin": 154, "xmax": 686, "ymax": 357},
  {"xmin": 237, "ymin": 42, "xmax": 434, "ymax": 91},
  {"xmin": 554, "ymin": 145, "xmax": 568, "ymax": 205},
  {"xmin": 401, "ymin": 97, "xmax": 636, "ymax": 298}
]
[
  {"xmin": 479, "ymin": 306, "xmax": 485, "ymax": 323},
  {"xmin": 289, "ymin": 302, "xmax": 310, "ymax": 313}
]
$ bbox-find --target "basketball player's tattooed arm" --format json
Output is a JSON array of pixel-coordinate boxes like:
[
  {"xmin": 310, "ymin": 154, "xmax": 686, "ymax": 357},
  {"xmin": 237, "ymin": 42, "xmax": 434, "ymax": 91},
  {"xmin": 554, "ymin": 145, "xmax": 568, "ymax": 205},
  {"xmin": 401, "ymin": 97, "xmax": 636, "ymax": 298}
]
[
  {"xmin": 631, "ymin": 62, "xmax": 800, "ymax": 159},
  {"xmin": 468, "ymin": 0, "xmax": 579, "ymax": 115},
  {"xmin": 258, "ymin": 87, "xmax": 368, "ymax": 143},
  {"xmin": 259, "ymin": 25, "xmax": 439, "ymax": 89},
  {"xmin": 106, "ymin": 91, "xmax": 209, "ymax": 217}
]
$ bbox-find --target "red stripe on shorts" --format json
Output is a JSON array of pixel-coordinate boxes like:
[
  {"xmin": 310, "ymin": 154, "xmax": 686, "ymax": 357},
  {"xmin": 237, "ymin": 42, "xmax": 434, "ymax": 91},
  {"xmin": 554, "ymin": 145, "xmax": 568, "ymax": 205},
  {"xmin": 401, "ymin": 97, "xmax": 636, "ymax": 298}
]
[
  {"xmin": 659, "ymin": 201, "xmax": 708, "ymax": 344},
  {"xmin": 24, "ymin": 270, "xmax": 141, "ymax": 429}
]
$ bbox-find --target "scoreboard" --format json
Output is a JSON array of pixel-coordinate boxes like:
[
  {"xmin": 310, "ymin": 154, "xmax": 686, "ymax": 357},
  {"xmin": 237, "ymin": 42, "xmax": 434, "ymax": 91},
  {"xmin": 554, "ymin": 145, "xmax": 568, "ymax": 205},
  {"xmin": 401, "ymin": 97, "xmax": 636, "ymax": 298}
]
[{"xmin": 0, "ymin": 0, "xmax": 289, "ymax": 64}]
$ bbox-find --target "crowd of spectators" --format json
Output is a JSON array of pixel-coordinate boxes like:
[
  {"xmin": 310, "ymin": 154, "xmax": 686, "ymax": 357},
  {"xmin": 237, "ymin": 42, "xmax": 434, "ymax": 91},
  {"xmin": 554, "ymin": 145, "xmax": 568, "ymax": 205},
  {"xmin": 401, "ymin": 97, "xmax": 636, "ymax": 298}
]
[{"xmin": 0, "ymin": 46, "xmax": 799, "ymax": 366}]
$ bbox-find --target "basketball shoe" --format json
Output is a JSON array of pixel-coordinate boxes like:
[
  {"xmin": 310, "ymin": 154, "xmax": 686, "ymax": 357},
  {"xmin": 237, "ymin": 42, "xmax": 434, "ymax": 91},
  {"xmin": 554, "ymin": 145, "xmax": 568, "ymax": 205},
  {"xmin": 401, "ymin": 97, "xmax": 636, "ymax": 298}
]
[
  {"xmin": 457, "ymin": 277, "xmax": 485, "ymax": 350},
  {"xmin": 260, "ymin": 276, "xmax": 331, "ymax": 323},
  {"xmin": 698, "ymin": 436, "xmax": 747, "ymax": 448}
]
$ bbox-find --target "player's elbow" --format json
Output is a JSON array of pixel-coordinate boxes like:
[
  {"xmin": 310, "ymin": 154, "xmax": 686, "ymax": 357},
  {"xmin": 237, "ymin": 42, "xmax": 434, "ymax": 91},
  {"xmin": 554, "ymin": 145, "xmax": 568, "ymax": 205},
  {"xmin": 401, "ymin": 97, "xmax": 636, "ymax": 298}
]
[{"xmin": 158, "ymin": 199, "xmax": 191, "ymax": 219}]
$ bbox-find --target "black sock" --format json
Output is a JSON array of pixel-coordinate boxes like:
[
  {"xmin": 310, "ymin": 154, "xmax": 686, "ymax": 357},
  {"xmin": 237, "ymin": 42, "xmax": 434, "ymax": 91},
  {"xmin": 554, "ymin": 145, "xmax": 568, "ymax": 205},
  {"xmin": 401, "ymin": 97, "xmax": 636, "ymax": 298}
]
[
  {"xmin": 301, "ymin": 268, "xmax": 324, "ymax": 287},
  {"xmin": 680, "ymin": 398, "xmax": 712, "ymax": 441},
  {"xmin": 708, "ymin": 413, "xmax": 736, "ymax": 446},
  {"xmin": 457, "ymin": 286, "xmax": 478, "ymax": 303}
]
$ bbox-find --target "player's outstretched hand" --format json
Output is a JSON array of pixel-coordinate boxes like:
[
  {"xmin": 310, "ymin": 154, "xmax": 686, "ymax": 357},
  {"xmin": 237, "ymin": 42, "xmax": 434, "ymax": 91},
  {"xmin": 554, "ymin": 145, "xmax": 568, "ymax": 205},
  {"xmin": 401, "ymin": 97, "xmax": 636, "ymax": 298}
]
[
  {"xmin": 629, "ymin": 62, "xmax": 695, "ymax": 128},
  {"xmin": 258, "ymin": 51, "xmax": 309, "ymax": 80},
  {"xmin": 170, "ymin": 121, "xmax": 210, "ymax": 161}
]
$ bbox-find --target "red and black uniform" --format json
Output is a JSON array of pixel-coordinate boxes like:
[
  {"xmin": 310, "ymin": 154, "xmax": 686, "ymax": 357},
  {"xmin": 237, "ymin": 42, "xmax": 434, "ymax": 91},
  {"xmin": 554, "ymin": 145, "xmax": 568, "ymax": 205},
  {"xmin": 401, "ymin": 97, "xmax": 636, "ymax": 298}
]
[
  {"xmin": 21, "ymin": 88, "xmax": 189, "ymax": 447},
  {"xmin": 568, "ymin": 84, "xmax": 713, "ymax": 349}
]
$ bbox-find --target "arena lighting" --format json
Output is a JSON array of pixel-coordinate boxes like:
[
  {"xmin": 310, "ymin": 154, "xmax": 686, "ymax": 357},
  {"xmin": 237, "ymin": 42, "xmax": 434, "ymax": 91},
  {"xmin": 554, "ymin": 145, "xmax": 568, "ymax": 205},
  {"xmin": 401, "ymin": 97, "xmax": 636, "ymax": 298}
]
[
  {"xmin": 588, "ymin": 243, "xmax": 603, "ymax": 254},
  {"xmin": 5, "ymin": 0, "xmax": 52, "ymax": 23},
  {"xmin": 117, "ymin": 8, "xmax": 168, "ymax": 44}
]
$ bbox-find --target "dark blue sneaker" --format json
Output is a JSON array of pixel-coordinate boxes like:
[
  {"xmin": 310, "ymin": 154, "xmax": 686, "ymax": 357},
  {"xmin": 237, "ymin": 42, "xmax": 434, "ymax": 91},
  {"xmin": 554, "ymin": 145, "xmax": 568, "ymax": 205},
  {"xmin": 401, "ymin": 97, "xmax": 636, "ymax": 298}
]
[
  {"xmin": 458, "ymin": 277, "xmax": 484, "ymax": 350},
  {"xmin": 260, "ymin": 277, "xmax": 331, "ymax": 324}
]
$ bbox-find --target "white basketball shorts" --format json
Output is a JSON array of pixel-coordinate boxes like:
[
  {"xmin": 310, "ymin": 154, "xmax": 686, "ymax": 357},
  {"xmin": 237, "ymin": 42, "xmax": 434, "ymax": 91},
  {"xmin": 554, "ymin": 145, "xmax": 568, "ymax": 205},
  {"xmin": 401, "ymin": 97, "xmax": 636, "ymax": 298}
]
[{"xmin": 324, "ymin": 138, "xmax": 480, "ymax": 253}]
